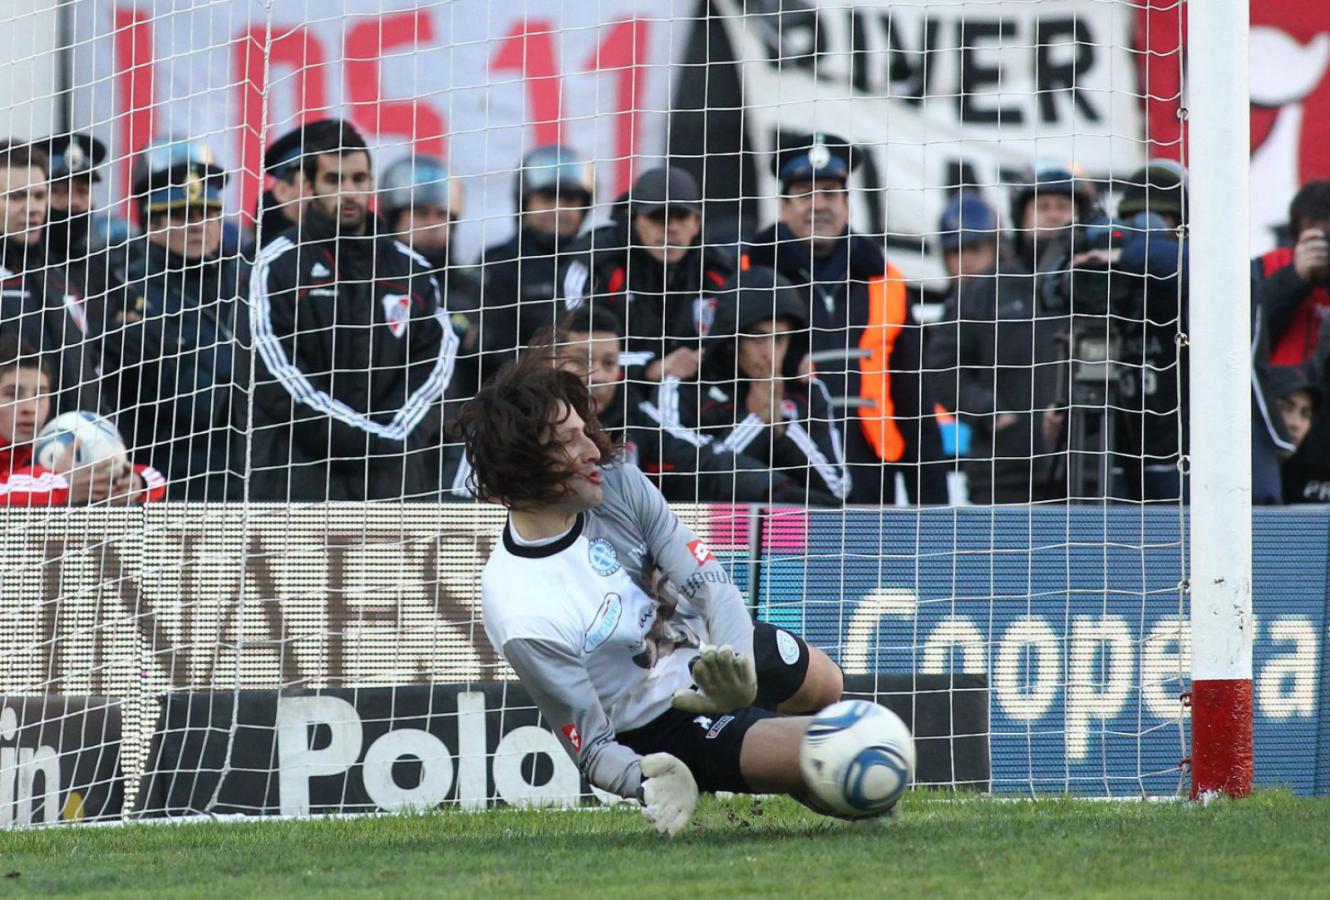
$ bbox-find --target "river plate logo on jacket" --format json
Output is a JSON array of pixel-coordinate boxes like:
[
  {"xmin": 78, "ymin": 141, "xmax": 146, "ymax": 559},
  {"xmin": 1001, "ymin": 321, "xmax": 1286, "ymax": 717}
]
[{"xmin": 588, "ymin": 538, "xmax": 620, "ymax": 576}]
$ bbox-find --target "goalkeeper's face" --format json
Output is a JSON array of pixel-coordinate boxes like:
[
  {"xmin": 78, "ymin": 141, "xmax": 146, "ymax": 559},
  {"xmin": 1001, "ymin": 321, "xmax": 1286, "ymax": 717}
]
[{"xmin": 545, "ymin": 401, "xmax": 605, "ymax": 511}]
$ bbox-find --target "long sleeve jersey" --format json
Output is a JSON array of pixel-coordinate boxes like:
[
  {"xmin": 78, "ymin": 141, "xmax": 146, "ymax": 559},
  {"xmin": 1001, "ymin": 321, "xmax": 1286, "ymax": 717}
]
[{"xmin": 480, "ymin": 463, "xmax": 752, "ymax": 800}]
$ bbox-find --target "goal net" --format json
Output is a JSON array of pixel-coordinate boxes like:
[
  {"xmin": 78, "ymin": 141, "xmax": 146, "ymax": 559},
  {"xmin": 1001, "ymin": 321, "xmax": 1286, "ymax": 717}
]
[{"xmin": 0, "ymin": 0, "xmax": 1263, "ymax": 825}]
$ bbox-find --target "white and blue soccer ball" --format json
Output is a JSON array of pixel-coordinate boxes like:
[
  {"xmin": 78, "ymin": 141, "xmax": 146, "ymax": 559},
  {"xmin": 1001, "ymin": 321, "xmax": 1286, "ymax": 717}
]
[
  {"xmin": 800, "ymin": 699, "xmax": 916, "ymax": 819},
  {"xmin": 34, "ymin": 411, "xmax": 128, "ymax": 471}
]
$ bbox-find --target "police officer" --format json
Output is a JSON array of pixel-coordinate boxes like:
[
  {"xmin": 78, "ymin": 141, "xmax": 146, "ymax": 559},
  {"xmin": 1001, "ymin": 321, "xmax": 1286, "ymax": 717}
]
[
  {"xmin": 378, "ymin": 154, "xmax": 482, "ymax": 408},
  {"xmin": 742, "ymin": 132, "xmax": 945, "ymax": 505},
  {"xmin": 99, "ymin": 137, "xmax": 246, "ymax": 500},
  {"xmin": 37, "ymin": 133, "xmax": 107, "ymax": 268},
  {"xmin": 937, "ymin": 194, "xmax": 1000, "ymax": 281},
  {"xmin": 926, "ymin": 175, "xmax": 1079, "ymax": 505},
  {"xmin": 477, "ymin": 145, "xmax": 594, "ymax": 382}
]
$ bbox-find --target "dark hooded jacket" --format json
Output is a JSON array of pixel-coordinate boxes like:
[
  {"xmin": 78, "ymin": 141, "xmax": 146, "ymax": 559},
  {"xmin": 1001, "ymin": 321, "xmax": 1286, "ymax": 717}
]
[
  {"xmin": 1267, "ymin": 364, "xmax": 1330, "ymax": 504},
  {"xmin": 682, "ymin": 269, "xmax": 849, "ymax": 502},
  {"xmin": 558, "ymin": 215, "xmax": 735, "ymax": 380},
  {"xmin": 925, "ymin": 250, "xmax": 1067, "ymax": 504},
  {"xmin": 476, "ymin": 225, "xmax": 586, "ymax": 384}
]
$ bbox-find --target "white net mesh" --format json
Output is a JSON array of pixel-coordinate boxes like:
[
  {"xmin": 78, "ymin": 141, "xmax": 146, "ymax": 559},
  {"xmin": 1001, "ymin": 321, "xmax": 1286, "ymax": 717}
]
[{"xmin": 0, "ymin": 0, "xmax": 1208, "ymax": 824}]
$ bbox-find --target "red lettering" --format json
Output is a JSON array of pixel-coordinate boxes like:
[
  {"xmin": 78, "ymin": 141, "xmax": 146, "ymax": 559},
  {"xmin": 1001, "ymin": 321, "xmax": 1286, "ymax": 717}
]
[
  {"xmin": 113, "ymin": 5, "xmax": 155, "ymax": 221},
  {"xmin": 491, "ymin": 20, "xmax": 564, "ymax": 147},
  {"xmin": 584, "ymin": 19, "xmax": 650, "ymax": 195},
  {"xmin": 233, "ymin": 26, "xmax": 328, "ymax": 224},
  {"xmin": 345, "ymin": 12, "xmax": 447, "ymax": 157}
]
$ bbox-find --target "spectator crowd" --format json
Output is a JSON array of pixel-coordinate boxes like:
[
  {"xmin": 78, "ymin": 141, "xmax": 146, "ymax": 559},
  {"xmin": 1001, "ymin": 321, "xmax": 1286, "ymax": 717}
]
[{"xmin": 0, "ymin": 118, "xmax": 1315, "ymax": 508}]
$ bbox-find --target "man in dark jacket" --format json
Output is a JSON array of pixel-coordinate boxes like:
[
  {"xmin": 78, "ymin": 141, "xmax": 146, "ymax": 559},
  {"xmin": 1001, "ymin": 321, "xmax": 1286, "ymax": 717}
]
[
  {"xmin": 686, "ymin": 266, "xmax": 849, "ymax": 503},
  {"xmin": 240, "ymin": 120, "xmax": 457, "ymax": 501},
  {"xmin": 477, "ymin": 145, "xmax": 594, "ymax": 382},
  {"xmin": 378, "ymin": 154, "xmax": 482, "ymax": 412},
  {"xmin": 100, "ymin": 149, "xmax": 246, "ymax": 501},
  {"xmin": 926, "ymin": 169, "xmax": 1087, "ymax": 504},
  {"xmin": 742, "ymin": 132, "xmax": 944, "ymax": 505},
  {"xmin": 0, "ymin": 139, "xmax": 102, "ymax": 416},
  {"xmin": 560, "ymin": 165, "xmax": 734, "ymax": 384}
]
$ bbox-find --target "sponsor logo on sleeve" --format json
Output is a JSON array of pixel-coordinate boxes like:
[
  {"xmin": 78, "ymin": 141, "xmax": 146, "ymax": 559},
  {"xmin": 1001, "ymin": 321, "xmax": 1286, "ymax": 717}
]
[
  {"xmin": 687, "ymin": 539, "xmax": 715, "ymax": 567},
  {"xmin": 587, "ymin": 538, "xmax": 621, "ymax": 576},
  {"xmin": 583, "ymin": 592, "xmax": 623, "ymax": 653},
  {"xmin": 776, "ymin": 628, "xmax": 801, "ymax": 666},
  {"xmin": 561, "ymin": 723, "xmax": 582, "ymax": 752}
]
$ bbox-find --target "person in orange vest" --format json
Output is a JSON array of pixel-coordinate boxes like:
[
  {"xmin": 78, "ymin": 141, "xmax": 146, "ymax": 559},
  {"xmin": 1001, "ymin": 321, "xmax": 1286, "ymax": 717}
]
[{"xmin": 741, "ymin": 133, "xmax": 945, "ymax": 504}]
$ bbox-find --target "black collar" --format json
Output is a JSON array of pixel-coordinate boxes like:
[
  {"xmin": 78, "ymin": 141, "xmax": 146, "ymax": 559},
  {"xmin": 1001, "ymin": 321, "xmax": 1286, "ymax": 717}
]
[{"xmin": 503, "ymin": 513, "xmax": 584, "ymax": 558}]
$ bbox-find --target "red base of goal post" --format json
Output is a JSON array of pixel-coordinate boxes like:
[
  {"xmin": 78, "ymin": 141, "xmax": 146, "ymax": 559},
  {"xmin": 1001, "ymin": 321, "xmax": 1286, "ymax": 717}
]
[
  {"xmin": 1189, "ymin": 679, "xmax": 1254, "ymax": 799},
  {"xmin": 1186, "ymin": 0, "xmax": 1255, "ymax": 802}
]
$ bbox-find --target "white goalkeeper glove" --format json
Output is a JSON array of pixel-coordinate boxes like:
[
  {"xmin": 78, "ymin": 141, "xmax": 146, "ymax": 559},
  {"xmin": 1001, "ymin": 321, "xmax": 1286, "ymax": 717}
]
[
  {"xmin": 671, "ymin": 644, "xmax": 758, "ymax": 715},
  {"xmin": 640, "ymin": 752, "xmax": 698, "ymax": 838}
]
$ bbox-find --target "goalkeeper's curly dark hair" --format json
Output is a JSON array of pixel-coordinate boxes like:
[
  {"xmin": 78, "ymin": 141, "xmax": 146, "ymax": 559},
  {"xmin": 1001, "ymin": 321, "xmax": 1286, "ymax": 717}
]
[{"xmin": 452, "ymin": 349, "xmax": 615, "ymax": 509}]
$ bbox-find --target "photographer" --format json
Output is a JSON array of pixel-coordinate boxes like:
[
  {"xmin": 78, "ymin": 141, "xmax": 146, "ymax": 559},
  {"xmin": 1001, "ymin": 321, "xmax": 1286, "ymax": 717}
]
[
  {"xmin": 1252, "ymin": 181, "xmax": 1330, "ymax": 504},
  {"xmin": 926, "ymin": 169, "xmax": 1087, "ymax": 504},
  {"xmin": 1040, "ymin": 161, "xmax": 1190, "ymax": 502}
]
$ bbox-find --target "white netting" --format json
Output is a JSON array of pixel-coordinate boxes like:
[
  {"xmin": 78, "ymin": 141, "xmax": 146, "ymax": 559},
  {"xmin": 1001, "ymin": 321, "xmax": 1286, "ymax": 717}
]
[{"xmin": 0, "ymin": 0, "xmax": 1211, "ymax": 824}]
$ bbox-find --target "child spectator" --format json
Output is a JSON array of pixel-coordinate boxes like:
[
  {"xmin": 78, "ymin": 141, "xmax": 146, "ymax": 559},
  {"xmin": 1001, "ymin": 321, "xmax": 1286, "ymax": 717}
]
[
  {"xmin": 689, "ymin": 266, "xmax": 849, "ymax": 503},
  {"xmin": 0, "ymin": 335, "xmax": 165, "ymax": 505},
  {"xmin": 1266, "ymin": 365, "xmax": 1325, "ymax": 503}
]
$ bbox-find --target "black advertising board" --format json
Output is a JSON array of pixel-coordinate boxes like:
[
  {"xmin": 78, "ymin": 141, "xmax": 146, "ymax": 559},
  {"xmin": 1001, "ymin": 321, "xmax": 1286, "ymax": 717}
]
[
  {"xmin": 136, "ymin": 675, "xmax": 988, "ymax": 816},
  {"xmin": 0, "ymin": 695, "xmax": 124, "ymax": 824}
]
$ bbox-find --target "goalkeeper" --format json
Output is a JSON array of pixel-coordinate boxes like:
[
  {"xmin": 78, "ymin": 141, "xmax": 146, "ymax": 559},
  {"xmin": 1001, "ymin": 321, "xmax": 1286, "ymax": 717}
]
[{"xmin": 461, "ymin": 353, "xmax": 844, "ymax": 837}]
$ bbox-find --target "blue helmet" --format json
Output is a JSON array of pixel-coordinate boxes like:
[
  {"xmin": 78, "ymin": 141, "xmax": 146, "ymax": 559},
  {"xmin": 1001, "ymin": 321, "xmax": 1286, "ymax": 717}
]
[
  {"xmin": 515, "ymin": 145, "xmax": 594, "ymax": 209},
  {"xmin": 1009, "ymin": 161, "xmax": 1095, "ymax": 226},
  {"xmin": 938, "ymin": 195, "xmax": 999, "ymax": 251},
  {"xmin": 378, "ymin": 155, "xmax": 462, "ymax": 218}
]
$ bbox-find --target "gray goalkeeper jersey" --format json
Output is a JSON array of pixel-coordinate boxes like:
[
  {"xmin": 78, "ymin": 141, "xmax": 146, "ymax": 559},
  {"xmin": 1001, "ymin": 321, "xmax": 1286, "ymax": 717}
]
[{"xmin": 481, "ymin": 463, "xmax": 754, "ymax": 800}]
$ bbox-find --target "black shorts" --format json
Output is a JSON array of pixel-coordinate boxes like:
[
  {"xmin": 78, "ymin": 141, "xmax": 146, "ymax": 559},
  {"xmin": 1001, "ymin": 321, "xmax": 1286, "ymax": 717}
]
[
  {"xmin": 615, "ymin": 623, "xmax": 811, "ymax": 794},
  {"xmin": 617, "ymin": 704, "xmax": 781, "ymax": 794}
]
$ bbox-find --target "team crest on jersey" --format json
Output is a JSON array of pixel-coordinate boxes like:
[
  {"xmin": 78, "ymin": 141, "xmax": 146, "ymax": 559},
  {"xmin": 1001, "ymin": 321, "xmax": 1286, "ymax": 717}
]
[
  {"xmin": 588, "ymin": 538, "xmax": 620, "ymax": 576},
  {"xmin": 693, "ymin": 296, "xmax": 718, "ymax": 337},
  {"xmin": 583, "ymin": 592, "xmax": 623, "ymax": 653},
  {"xmin": 381, "ymin": 293, "xmax": 412, "ymax": 338}
]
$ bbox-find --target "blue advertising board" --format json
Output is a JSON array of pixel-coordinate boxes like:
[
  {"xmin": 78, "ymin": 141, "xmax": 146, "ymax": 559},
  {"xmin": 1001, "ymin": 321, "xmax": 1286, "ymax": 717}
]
[{"xmin": 753, "ymin": 506, "xmax": 1330, "ymax": 796}]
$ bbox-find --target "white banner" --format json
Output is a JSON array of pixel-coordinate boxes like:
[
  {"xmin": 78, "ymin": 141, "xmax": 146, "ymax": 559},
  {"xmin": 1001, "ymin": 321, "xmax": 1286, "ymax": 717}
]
[
  {"xmin": 712, "ymin": 0, "xmax": 1148, "ymax": 282},
  {"xmin": 69, "ymin": 0, "xmax": 685, "ymax": 260}
]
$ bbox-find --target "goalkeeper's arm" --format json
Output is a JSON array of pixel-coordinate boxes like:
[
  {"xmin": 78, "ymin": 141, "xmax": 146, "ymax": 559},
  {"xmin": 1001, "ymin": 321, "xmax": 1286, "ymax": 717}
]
[
  {"xmin": 504, "ymin": 637, "xmax": 698, "ymax": 836},
  {"xmin": 621, "ymin": 466, "xmax": 754, "ymax": 659},
  {"xmin": 504, "ymin": 637, "xmax": 644, "ymax": 799}
]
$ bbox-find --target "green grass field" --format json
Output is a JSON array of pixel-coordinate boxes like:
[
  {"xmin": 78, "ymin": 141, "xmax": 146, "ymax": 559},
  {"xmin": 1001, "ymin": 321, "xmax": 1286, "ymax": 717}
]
[{"xmin": 0, "ymin": 792, "xmax": 1323, "ymax": 898}]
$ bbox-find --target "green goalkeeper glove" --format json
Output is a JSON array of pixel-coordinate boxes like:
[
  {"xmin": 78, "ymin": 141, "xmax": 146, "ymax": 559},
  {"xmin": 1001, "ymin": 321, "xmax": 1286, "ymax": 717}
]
[
  {"xmin": 640, "ymin": 752, "xmax": 698, "ymax": 838},
  {"xmin": 671, "ymin": 644, "xmax": 757, "ymax": 715}
]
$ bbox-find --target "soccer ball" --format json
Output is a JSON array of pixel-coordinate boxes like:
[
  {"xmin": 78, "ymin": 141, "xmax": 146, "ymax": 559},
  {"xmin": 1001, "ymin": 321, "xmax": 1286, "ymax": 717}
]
[
  {"xmin": 800, "ymin": 699, "xmax": 916, "ymax": 819},
  {"xmin": 34, "ymin": 411, "xmax": 128, "ymax": 471}
]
